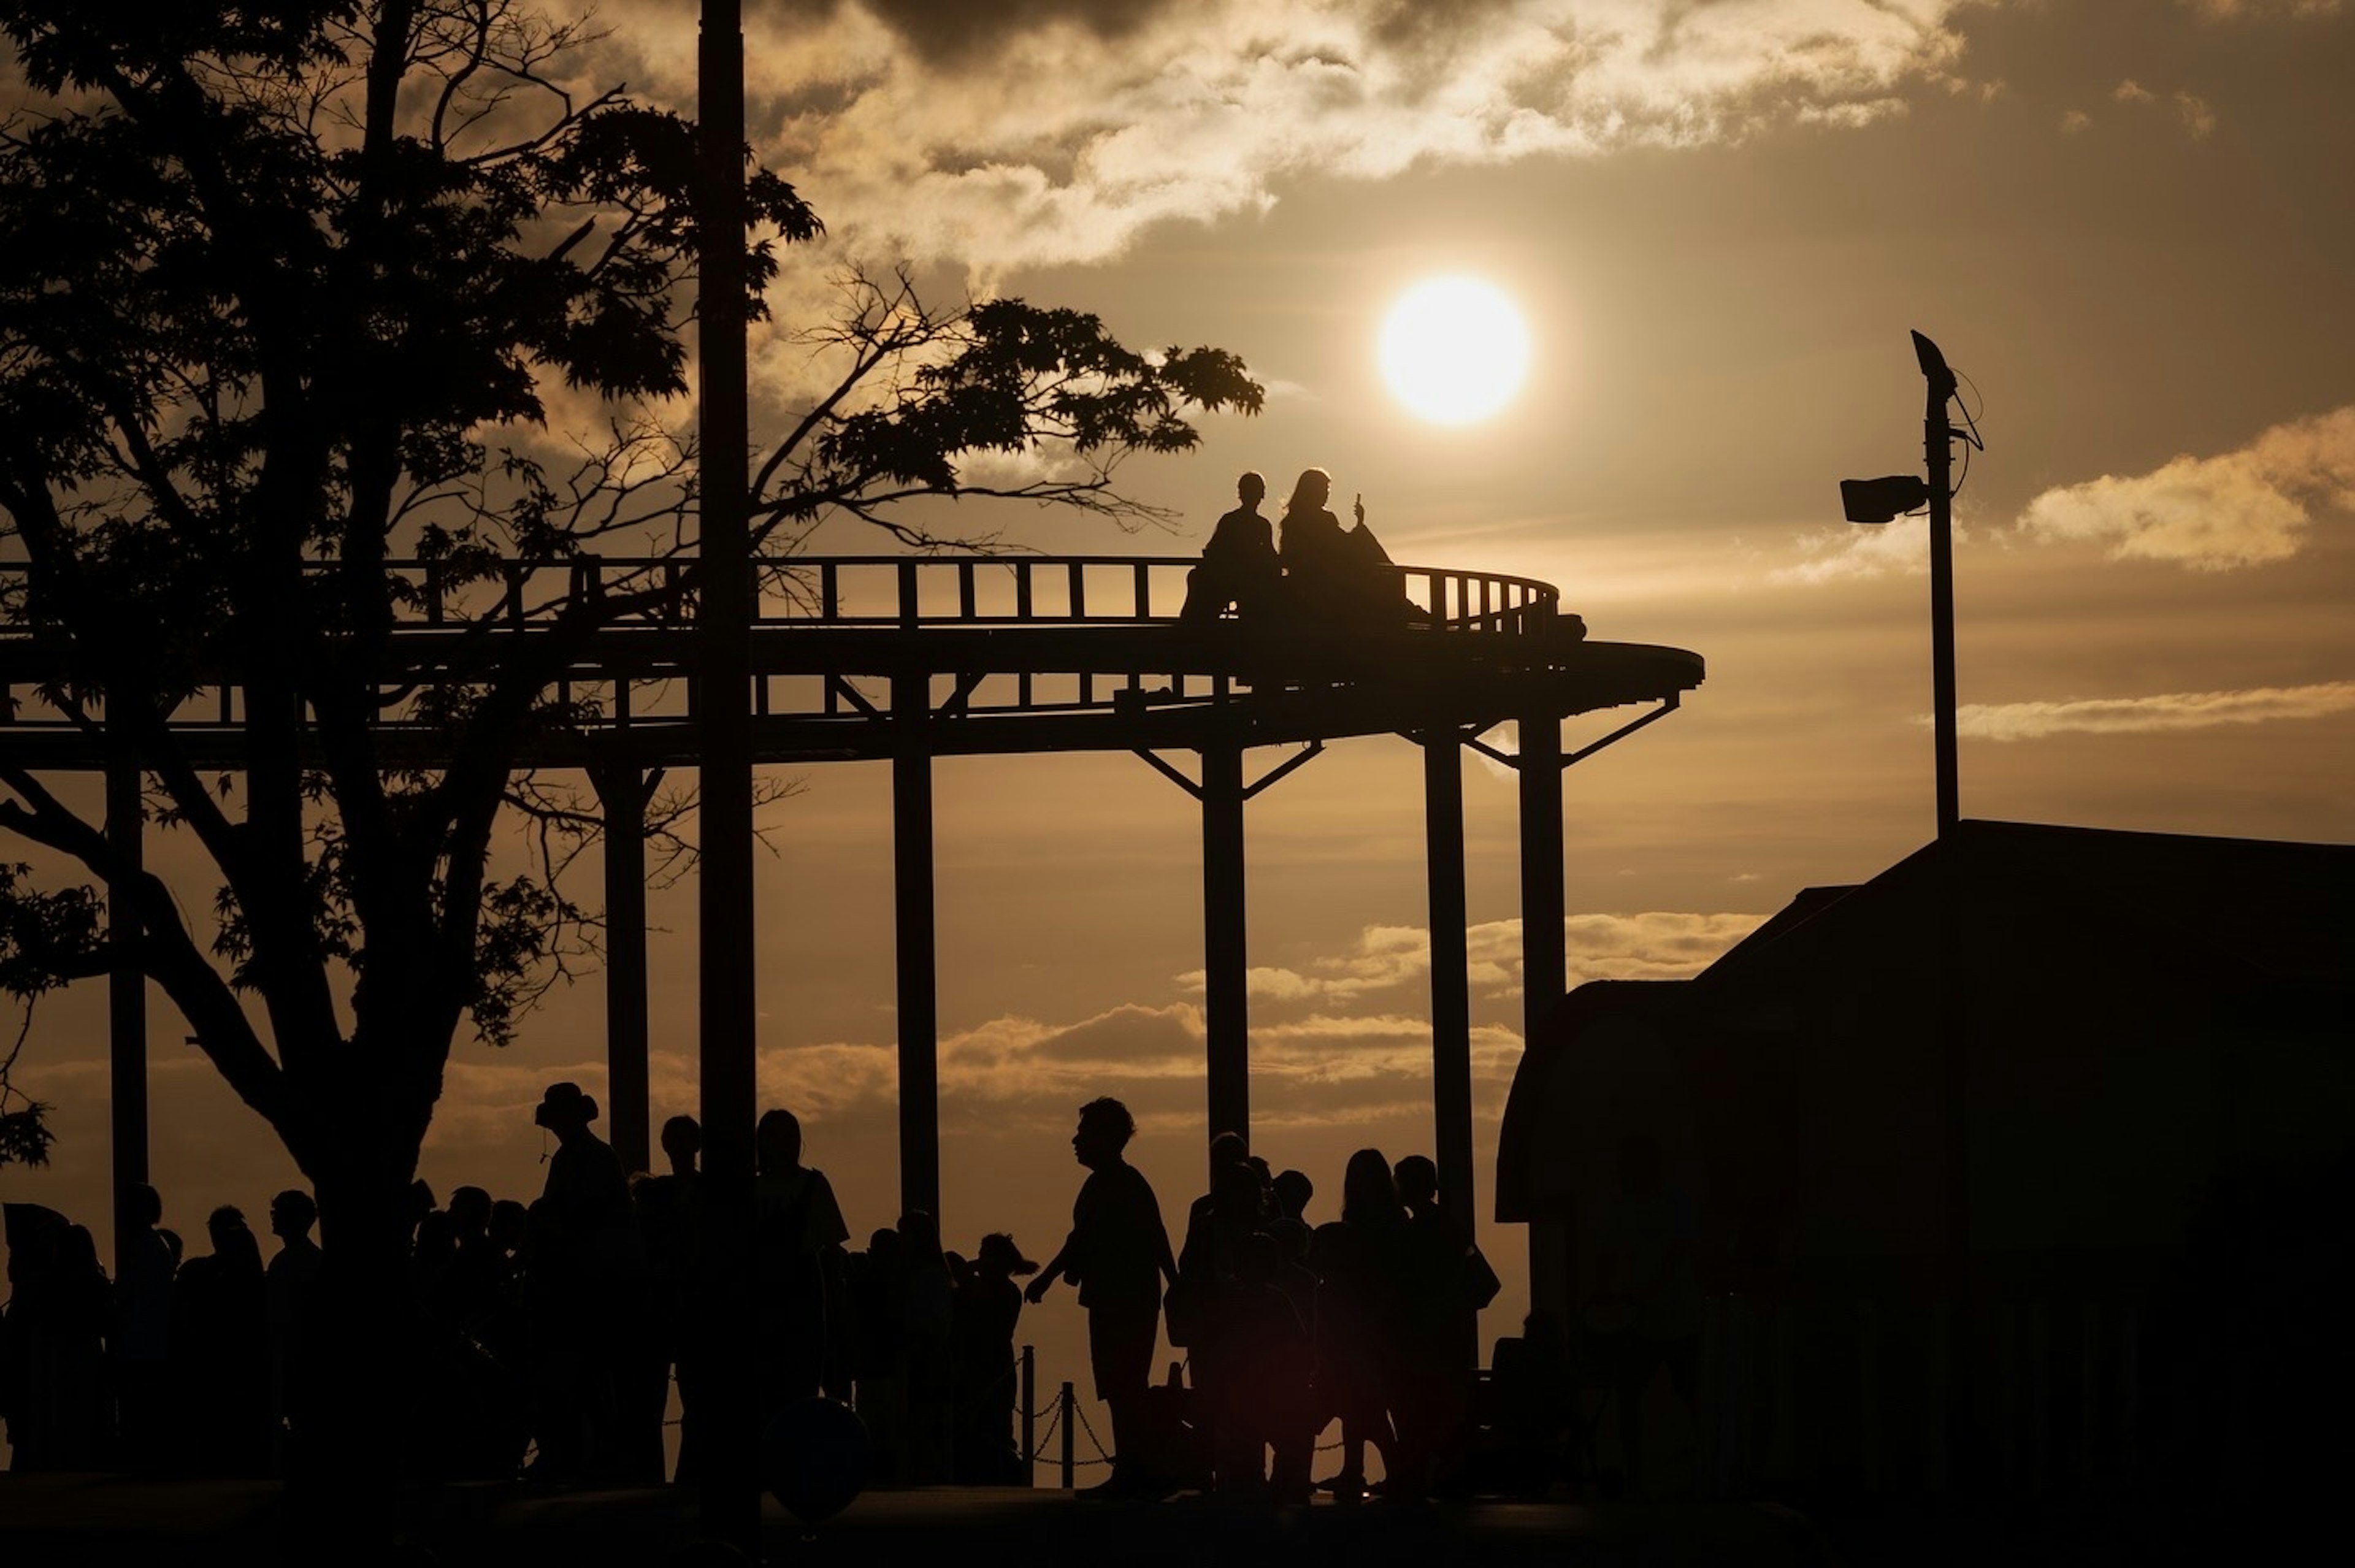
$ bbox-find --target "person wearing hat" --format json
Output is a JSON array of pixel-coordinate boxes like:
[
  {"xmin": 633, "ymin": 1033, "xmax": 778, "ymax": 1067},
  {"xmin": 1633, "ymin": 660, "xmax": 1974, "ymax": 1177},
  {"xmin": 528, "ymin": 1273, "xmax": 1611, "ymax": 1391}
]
[
  {"xmin": 955, "ymin": 1232, "xmax": 1038, "ymax": 1483},
  {"xmin": 527, "ymin": 1080, "xmax": 640, "ymax": 1482}
]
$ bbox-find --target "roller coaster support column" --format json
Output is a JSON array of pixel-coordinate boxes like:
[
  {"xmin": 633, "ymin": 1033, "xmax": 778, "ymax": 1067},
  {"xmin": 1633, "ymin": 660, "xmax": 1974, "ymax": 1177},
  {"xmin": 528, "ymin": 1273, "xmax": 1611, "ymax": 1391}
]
[
  {"xmin": 107, "ymin": 739, "xmax": 148, "ymax": 1276},
  {"xmin": 594, "ymin": 763, "xmax": 654, "ymax": 1176},
  {"xmin": 1423, "ymin": 729, "xmax": 1482, "ymax": 1366},
  {"xmin": 1517, "ymin": 689, "xmax": 1567, "ymax": 1066},
  {"xmin": 894, "ymin": 670, "xmax": 942, "ymax": 1222},
  {"xmin": 1201, "ymin": 743, "xmax": 1249, "ymax": 1155},
  {"xmin": 695, "ymin": 0, "xmax": 758, "ymax": 1547},
  {"xmin": 1423, "ymin": 730, "xmax": 1477, "ymax": 1357}
]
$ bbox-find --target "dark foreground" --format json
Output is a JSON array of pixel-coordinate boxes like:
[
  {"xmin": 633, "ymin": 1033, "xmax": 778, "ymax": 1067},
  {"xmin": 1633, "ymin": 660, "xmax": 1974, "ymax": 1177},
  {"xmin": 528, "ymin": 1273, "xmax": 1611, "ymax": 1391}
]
[
  {"xmin": 3, "ymin": 1474, "xmax": 2319, "ymax": 1566},
  {"xmin": 0, "ymin": 1474, "xmax": 1834, "ymax": 1567}
]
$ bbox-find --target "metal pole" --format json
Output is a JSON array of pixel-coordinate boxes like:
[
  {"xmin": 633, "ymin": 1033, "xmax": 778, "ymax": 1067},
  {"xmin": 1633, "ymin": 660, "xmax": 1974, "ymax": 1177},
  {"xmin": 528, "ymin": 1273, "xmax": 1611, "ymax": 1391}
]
[
  {"xmin": 106, "ymin": 744, "xmax": 147, "ymax": 1275},
  {"xmin": 695, "ymin": 0, "xmax": 758, "ymax": 1548},
  {"xmin": 1913, "ymin": 329, "xmax": 1972, "ymax": 1483},
  {"xmin": 1515, "ymin": 686, "xmax": 1566, "ymax": 1051},
  {"xmin": 1200, "ymin": 742, "xmax": 1249, "ymax": 1158},
  {"xmin": 892, "ymin": 670, "xmax": 941, "ymax": 1223},
  {"xmin": 1518, "ymin": 668, "xmax": 1568, "ymax": 1312},
  {"xmin": 1423, "ymin": 730, "xmax": 1476, "ymax": 1364},
  {"xmin": 1021, "ymin": 1344, "xmax": 1036, "ymax": 1488},
  {"xmin": 598, "ymin": 765, "xmax": 651, "ymax": 1176},
  {"xmin": 1060, "ymin": 1380, "xmax": 1076, "ymax": 1490},
  {"xmin": 1915, "ymin": 329, "xmax": 1960, "ymax": 840}
]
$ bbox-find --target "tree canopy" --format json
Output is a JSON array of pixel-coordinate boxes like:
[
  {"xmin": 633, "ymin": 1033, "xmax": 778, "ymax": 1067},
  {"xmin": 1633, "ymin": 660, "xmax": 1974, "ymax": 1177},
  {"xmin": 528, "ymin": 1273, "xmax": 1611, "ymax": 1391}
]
[{"xmin": 0, "ymin": 0, "xmax": 1262, "ymax": 1194}]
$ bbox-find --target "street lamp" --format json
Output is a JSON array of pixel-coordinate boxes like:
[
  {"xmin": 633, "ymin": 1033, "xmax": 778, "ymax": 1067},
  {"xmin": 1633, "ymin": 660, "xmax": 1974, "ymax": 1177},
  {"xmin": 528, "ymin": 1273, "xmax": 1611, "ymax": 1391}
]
[
  {"xmin": 1842, "ymin": 329, "xmax": 1980, "ymax": 839},
  {"xmin": 1844, "ymin": 336, "xmax": 1986, "ymax": 1483}
]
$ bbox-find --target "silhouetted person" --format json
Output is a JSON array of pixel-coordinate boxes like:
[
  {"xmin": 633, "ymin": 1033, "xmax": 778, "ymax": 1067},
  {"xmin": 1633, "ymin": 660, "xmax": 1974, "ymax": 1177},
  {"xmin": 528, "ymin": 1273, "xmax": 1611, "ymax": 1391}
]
[
  {"xmin": 440, "ymin": 1184, "xmax": 499, "ymax": 1338},
  {"xmin": 113, "ymin": 1183, "xmax": 176, "ymax": 1469},
  {"xmin": 1311, "ymin": 1149, "xmax": 1405, "ymax": 1499},
  {"xmin": 894, "ymin": 1210, "xmax": 955, "ymax": 1482},
  {"xmin": 478, "ymin": 1198, "xmax": 531, "ymax": 1368},
  {"xmin": 954, "ymin": 1233, "xmax": 1035, "ymax": 1484},
  {"xmin": 1591, "ymin": 1134, "xmax": 1701, "ymax": 1496},
  {"xmin": 1278, "ymin": 468, "xmax": 1404, "ymax": 624},
  {"xmin": 0, "ymin": 1206, "xmax": 111, "ymax": 1471},
  {"xmin": 265, "ymin": 1188, "xmax": 323, "ymax": 1467},
  {"xmin": 527, "ymin": 1080, "xmax": 640, "ymax": 1482},
  {"xmin": 47, "ymin": 1225, "xmax": 115, "ymax": 1468},
  {"xmin": 1392, "ymin": 1153, "xmax": 1474, "ymax": 1497},
  {"xmin": 1186, "ymin": 1131, "xmax": 1254, "ymax": 1220},
  {"xmin": 170, "ymin": 1205, "xmax": 270, "ymax": 1475},
  {"xmin": 1269, "ymin": 1169, "xmax": 1315, "ymax": 1276},
  {"xmin": 1233, "ymin": 1231, "xmax": 1318, "ymax": 1502},
  {"xmin": 413, "ymin": 1206, "xmax": 459, "ymax": 1317},
  {"xmin": 851, "ymin": 1226, "xmax": 906, "ymax": 1480},
  {"xmin": 1263, "ymin": 1171, "xmax": 1324, "ymax": 1364},
  {"xmin": 1028, "ymin": 1097, "xmax": 1178, "ymax": 1498},
  {"xmin": 1180, "ymin": 471, "xmax": 1281, "ymax": 625},
  {"xmin": 1184, "ymin": 1160, "xmax": 1282, "ymax": 1495},
  {"xmin": 640, "ymin": 1114, "xmax": 702, "ymax": 1482},
  {"xmin": 754, "ymin": 1107, "xmax": 851, "ymax": 1413},
  {"xmin": 405, "ymin": 1179, "xmax": 437, "ymax": 1248},
  {"xmin": 1175, "ymin": 1130, "xmax": 1255, "ymax": 1353}
]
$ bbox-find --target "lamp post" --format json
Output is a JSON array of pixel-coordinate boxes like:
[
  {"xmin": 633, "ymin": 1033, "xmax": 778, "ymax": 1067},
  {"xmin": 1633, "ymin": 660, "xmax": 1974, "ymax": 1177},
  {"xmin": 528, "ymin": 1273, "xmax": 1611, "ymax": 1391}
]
[
  {"xmin": 1840, "ymin": 332, "xmax": 1983, "ymax": 1485},
  {"xmin": 1840, "ymin": 329, "xmax": 1973, "ymax": 839}
]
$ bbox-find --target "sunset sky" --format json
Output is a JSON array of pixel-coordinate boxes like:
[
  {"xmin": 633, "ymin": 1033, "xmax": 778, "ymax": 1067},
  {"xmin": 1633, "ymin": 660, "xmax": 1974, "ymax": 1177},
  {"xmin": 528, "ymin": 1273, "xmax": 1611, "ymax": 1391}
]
[{"xmin": 7, "ymin": 0, "xmax": 2354, "ymax": 1466}]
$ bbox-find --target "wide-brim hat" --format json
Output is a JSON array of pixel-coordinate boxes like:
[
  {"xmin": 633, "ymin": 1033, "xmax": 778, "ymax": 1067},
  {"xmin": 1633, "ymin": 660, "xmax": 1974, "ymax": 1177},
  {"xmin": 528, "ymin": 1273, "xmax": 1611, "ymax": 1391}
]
[{"xmin": 534, "ymin": 1080, "xmax": 599, "ymax": 1128}]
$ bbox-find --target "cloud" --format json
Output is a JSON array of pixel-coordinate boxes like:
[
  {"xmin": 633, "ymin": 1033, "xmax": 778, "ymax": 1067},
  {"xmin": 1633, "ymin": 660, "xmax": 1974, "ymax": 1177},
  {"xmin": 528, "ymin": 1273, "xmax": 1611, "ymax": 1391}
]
[
  {"xmin": 2016, "ymin": 407, "xmax": 2355, "ymax": 570},
  {"xmin": 2179, "ymin": 0, "xmax": 2344, "ymax": 18},
  {"xmin": 582, "ymin": 2, "xmax": 1971, "ymax": 277},
  {"xmin": 670, "ymin": 911, "xmax": 1769, "ymax": 1135},
  {"xmin": 1772, "ymin": 513, "xmax": 1942, "ymax": 583},
  {"xmin": 2093, "ymin": 78, "xmax": 2218, "ymax": 143},
  {"xmin": 1563, "ymin": 911, "xmax": 1770, "ymax": 982},
  {"xmin": 594, "ymin": 1000, "xmax": 1526, "ymax": 1136},
  {"xmin": 1948, "ymin": 681, "xmax": 2355, "ymax": 741},
  {"xmin": 1179, "ymin": 911, "xmax": 1765, "ymax": 1002}
]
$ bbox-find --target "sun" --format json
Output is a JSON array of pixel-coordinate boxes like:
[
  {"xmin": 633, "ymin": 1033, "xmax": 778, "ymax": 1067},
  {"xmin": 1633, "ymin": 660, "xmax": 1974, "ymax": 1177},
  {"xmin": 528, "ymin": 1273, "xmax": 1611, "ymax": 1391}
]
[{"xmin": 1379, "ymin": 277, "xmax": 1531, "ymax": 425}]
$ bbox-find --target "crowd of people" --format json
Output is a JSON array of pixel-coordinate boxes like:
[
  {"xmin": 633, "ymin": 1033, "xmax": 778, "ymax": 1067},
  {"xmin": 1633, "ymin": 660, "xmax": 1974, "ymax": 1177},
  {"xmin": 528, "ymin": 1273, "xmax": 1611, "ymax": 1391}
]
[
  {"xmin": 1025, "ymin": 1099, "xmax": 1499, "ymax": 1502},
  {"xmin": 0, "ymin": 1085, "xmax": 1040, "ymax": 1488},
  {"xmin": 2, "ymin": 1084, "xmax": 1517, "ymax": 1502}
]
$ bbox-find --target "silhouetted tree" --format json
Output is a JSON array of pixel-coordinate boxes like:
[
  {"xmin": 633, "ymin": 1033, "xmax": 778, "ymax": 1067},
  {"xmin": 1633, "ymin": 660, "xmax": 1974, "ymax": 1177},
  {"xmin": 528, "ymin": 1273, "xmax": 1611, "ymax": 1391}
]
[{"xmin": 0, "ymin": 0, "xmax": 1258, "ymax": 1470}]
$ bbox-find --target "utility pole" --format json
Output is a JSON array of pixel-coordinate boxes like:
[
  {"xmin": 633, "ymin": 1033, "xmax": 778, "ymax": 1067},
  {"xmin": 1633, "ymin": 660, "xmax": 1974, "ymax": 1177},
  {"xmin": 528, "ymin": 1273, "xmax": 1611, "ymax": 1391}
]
[
  {"xmin": 696, "ymin": 0, "xmax": 759, "ymax": 1548},
  {"xmin": 1847, "ymin": 329, "xmax": 1980, "ymax": 1484},
  {"xmin": 1840, "ymin": 331, "xmax": 1973, "ymax": 840},
  {"xmin": 1914, "ymin": 330, "xmax": 1961, "ymax": 840}
]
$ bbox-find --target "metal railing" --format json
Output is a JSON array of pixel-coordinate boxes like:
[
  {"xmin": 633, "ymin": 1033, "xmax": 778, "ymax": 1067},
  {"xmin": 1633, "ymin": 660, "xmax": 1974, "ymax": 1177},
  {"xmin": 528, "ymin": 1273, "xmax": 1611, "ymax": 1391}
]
[{"xmin": 0, "ymin": 554, "xmax": 1560, "ymax": 638}]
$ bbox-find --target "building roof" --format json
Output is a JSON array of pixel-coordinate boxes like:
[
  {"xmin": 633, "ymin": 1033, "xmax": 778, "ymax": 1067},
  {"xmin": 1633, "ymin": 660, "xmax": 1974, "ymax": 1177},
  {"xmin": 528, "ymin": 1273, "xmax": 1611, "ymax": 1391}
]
[{"xmin": 1495, "ymin": 819, "xmax": 2355, "ymax": 1223}]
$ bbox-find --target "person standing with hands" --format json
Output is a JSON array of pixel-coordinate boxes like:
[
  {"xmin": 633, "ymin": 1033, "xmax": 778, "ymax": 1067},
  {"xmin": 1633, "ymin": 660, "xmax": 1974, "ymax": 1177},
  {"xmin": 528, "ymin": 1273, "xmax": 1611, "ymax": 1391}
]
[{"xmin": 1027, "ymin": 1097, "xmax": 1178, "ymax": 1497}]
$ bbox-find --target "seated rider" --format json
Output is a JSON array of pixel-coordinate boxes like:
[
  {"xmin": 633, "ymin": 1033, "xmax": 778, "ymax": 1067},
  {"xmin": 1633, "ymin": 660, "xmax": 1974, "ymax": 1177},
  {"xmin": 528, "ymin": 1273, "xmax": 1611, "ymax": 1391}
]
[
  {"xmin": 1181, "ymin": 471, "xmax": 1282, "ymax": 625},
  {"xmin": 1277, "ymin": 468, "xmax": 1406, "ymax": 624}
]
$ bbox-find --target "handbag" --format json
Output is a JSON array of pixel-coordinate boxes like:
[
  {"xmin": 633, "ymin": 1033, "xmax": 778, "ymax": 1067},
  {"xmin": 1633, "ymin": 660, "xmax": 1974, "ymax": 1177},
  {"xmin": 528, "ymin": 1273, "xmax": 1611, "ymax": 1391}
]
[
  {"xmin": 1461, "ymin": 1242, "xmax": 1503, "ymax": 1311},
  {"xmin": 1162, "ymin": 1272, "xmax": 1207, "ymax": 1349}
]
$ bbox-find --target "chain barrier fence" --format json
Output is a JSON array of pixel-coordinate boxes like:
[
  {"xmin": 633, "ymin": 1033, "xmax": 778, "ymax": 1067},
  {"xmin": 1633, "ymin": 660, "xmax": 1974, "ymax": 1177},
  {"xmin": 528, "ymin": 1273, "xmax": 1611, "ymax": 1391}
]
[{"xmin": 648, "ymin": 1344, "xmax": 1342, "ymax": 1488}]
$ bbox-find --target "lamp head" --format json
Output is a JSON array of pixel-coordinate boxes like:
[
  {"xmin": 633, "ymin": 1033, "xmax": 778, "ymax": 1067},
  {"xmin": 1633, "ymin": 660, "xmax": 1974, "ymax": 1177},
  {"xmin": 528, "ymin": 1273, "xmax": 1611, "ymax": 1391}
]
[
  {"xmin": 1841, "ymin": 474, "xmax": 1931, "ymax": 525},
  {"xmin": 1910, "ymin": 330, "xmax": 1957, "ymax": 395}
]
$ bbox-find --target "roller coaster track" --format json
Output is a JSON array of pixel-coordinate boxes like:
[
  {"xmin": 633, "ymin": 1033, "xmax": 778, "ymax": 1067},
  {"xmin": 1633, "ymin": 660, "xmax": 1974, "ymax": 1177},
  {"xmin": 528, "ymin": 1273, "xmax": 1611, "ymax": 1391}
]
[{"xmin": 0, "ymin": 554, "xmax": 1704, "ymax": 769}]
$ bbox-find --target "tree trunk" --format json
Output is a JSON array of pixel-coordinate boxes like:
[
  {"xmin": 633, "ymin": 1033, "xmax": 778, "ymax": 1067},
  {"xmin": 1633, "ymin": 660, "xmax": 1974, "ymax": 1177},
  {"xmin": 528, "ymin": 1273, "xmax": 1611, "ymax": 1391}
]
[{"xmin": 297, "ymin": 1150, "xmax": 425, "ymax": 1494}]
